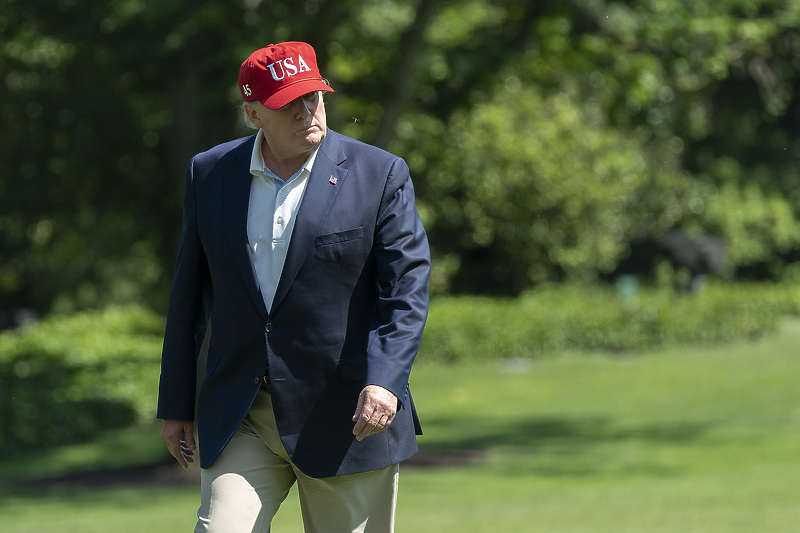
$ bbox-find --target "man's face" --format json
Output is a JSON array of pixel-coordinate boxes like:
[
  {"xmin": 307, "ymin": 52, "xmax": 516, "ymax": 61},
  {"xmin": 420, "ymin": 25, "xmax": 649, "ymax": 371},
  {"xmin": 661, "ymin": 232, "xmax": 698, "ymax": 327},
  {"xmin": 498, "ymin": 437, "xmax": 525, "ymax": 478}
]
[{"xmin": 250, "ymin": 92, "xmax": 327, "ymax": 164}]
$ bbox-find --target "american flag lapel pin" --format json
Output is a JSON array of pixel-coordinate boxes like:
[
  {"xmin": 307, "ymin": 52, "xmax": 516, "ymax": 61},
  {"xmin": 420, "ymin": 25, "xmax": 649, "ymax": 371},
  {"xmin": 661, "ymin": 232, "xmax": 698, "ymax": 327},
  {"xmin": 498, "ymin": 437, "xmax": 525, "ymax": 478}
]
[{"xmin": 328, "ymin": 175, "xmax": 338, "ymax": 185}]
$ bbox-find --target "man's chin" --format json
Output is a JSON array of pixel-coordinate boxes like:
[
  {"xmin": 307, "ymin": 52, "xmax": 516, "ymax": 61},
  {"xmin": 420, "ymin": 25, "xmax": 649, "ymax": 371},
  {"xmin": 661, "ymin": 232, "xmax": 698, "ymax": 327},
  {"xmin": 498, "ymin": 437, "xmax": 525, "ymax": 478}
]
[{"xmin": 303, "ymin": 129, "xmax": 326, "ymax": 145}]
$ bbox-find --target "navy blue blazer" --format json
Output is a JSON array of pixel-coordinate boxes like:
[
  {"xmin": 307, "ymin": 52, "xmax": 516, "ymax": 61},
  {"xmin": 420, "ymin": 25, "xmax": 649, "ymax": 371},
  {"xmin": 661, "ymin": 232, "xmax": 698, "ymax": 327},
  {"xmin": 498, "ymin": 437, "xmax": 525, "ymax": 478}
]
[{"xmin": 157, "ymin": 130, "xmax": 430, "ymax": 478}]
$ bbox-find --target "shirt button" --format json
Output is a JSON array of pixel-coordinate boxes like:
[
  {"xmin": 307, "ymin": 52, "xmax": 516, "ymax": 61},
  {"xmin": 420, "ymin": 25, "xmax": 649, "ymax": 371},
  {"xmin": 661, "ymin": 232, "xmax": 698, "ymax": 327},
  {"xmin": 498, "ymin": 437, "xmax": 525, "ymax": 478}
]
[
  {"xmin": 254, "ymin": 376, "xmax": 260, "ymax": 385},
  {"xmin": 265, "ymin": 323, "xmax": 273, "ymax": 332},
  {"xmin": 276, "ymin": 216, "xmax": 284, "ymax": 225}
]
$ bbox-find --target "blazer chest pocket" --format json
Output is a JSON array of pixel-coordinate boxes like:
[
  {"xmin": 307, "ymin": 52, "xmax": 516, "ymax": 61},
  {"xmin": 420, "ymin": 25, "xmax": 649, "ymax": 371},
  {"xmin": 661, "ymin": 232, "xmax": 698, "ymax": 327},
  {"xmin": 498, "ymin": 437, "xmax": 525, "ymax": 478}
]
[{"xmin": 313, "ymin": 227, "xmax": 366, "ymax": 264}]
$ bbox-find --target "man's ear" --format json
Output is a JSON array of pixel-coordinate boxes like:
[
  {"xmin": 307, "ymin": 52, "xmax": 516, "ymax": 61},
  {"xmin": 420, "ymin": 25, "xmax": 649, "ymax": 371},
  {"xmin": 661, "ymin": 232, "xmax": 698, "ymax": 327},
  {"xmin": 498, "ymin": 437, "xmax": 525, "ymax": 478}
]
[{"xmin": 246, "ymin": 105, "xmax": 262, "ymax": 128}]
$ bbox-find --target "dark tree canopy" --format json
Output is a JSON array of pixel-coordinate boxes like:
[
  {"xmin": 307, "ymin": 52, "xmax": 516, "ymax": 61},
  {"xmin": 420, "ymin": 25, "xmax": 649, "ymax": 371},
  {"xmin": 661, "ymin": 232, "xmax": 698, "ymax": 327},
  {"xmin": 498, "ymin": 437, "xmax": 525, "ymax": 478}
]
[{"xmin": 2, "ymin": 0, "xmax": 800, "ymax": 325}]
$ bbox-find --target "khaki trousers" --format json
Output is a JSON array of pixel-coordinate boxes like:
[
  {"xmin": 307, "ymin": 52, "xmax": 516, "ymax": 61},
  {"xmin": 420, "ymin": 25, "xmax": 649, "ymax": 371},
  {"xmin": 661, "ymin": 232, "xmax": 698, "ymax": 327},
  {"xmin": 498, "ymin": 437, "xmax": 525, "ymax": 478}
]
[{"xmin": 194, "ymin": 389, "xmax": 399, "ymax": 533}]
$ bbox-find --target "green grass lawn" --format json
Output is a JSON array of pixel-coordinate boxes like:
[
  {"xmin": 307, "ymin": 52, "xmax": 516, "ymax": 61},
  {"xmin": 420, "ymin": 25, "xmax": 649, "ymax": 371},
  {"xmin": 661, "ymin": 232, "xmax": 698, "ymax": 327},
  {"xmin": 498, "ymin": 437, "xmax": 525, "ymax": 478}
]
[{"xmin": 2, "ymin": 320, "xmax": 800, "ymax": 532}]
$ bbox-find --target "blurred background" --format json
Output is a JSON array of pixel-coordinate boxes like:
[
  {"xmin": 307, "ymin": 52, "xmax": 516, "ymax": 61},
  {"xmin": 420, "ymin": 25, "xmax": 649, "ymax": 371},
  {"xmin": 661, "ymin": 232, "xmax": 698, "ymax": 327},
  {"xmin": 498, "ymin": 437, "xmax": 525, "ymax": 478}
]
[
  {"xmin": 3, "ymin": 0, "xmax": 800, "ymax": 323},
  {"xmin": 2, "ymin": 1, "xmax": 800, "ymax": 531}
]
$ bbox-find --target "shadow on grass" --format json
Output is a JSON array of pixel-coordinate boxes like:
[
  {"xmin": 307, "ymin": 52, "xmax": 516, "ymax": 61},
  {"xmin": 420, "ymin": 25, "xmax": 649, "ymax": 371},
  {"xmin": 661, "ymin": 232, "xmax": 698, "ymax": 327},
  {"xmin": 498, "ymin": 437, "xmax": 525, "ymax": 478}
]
[
  {"xmin": 8, "ymin": 456, "xmax": 200, "ymax": 491},
  {"xmin": 405, "ymin": 415, "xmax": 715, "ymax": 476},
  {"xmin": 0, "ymin": 415, "xmax": 716, "ymax": 493}
]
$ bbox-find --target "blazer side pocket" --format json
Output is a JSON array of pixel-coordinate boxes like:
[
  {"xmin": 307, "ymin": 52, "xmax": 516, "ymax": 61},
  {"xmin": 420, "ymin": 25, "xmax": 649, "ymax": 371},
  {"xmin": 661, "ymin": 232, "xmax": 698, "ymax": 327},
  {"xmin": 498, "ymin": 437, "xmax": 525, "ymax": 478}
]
[{"xmin": 338, "ymin": 355, "xmax": 367, "ymax": 382}]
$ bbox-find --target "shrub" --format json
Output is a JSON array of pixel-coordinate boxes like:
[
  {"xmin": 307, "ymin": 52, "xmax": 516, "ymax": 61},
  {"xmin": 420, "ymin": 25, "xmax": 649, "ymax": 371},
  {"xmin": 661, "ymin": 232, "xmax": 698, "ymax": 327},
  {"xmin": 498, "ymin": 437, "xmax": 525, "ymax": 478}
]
[
  {"xmin": 0, "ymin": 305, "xmax": 164, "ymax": 454},
  {"xmin": 2, "ymin": 283, "xmax": 795, "ymax": 452},
  {"xmin": 419, "ymin": 283, "xmax": 794, "ymax": 363}
]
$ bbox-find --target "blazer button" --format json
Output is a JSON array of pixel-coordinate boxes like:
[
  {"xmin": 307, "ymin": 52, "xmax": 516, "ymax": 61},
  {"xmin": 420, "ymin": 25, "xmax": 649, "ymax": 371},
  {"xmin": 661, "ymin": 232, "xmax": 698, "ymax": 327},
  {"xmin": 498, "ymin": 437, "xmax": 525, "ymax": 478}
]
[{"xmin": 265, "ymin": 323, "xmax": 273, "ymax": 332}]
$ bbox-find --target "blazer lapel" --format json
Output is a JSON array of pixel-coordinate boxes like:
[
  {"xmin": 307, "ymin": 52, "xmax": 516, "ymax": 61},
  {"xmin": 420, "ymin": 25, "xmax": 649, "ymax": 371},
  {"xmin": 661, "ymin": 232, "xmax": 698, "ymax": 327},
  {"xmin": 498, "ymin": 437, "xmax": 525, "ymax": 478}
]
[
  {"xmin": 271, "ymin": 132, "xmax": 347, "ymax": 313},
  {"xmin": 223, "ymin": 135, "xmax": 270, "ymax": 320}
]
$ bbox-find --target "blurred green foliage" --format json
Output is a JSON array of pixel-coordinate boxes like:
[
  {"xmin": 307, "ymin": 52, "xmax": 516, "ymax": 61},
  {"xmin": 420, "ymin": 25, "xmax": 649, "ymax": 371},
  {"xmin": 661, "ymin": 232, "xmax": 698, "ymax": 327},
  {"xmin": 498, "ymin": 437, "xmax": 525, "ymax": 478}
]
[
  {"xmin": 420, "ymin": 282, "xmax": 800, "ymax": 363},
  {"xmin": 422, "ymin": 86, "xmax": 683, "ymax": 291},
  {"xmin": 2, "ymin": 0, "xmax": 800, "ymax": 320},
  {"xmin": 0, "ymin": 305, "xmax": 164, "ymax": 454}
]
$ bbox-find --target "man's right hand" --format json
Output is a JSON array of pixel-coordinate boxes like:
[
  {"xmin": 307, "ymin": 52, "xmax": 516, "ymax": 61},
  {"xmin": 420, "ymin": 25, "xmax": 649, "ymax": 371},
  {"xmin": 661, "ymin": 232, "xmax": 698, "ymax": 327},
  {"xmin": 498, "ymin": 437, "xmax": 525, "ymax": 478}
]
[{"xmin": 161, "ymin": 419, "xmax": 196, "ymax": 469}]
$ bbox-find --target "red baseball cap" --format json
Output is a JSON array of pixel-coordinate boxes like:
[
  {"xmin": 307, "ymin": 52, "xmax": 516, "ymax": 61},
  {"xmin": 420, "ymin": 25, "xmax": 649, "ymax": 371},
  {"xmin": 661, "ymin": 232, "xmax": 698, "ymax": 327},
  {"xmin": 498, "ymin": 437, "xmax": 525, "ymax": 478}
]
[{"xmin": 238, "ymin": 41, "xmax": 334, "ymax": 110}]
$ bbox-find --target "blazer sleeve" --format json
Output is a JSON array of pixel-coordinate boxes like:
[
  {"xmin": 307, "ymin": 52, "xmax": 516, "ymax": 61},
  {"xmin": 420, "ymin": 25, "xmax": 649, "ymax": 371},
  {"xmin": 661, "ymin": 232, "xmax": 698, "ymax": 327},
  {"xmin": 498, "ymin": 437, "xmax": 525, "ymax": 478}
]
[
  {"xmin": 157, "ymin": 158, "xmax": 211, "ymax": 421},
  {"xmin": 365, "ymin": 157, "xmax": 430, "ymax": 403}
]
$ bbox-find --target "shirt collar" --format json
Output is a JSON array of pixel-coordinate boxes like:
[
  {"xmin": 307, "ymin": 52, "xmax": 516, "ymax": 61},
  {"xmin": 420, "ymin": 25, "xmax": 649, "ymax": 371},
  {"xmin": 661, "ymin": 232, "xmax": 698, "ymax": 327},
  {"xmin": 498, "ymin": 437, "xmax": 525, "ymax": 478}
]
[{"xmin": 249, "ymin": 129, "xmax": 320, "ymax": 181}]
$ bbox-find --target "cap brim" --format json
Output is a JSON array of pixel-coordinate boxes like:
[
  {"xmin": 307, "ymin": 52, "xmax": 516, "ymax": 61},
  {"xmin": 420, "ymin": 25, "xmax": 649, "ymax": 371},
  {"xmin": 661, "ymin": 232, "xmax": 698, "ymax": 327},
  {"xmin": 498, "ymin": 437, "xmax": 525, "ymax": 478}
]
[{"xmin": 259, "ymin": 79, "xmax": 334, "ymax": 110}]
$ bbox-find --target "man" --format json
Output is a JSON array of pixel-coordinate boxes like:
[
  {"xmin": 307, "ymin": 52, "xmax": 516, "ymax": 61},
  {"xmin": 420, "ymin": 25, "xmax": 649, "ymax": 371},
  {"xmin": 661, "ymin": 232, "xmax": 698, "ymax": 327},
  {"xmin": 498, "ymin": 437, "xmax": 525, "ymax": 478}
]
[{"xmin": 157, "ymin": 41, "xmax": 430, "ymax": 532}]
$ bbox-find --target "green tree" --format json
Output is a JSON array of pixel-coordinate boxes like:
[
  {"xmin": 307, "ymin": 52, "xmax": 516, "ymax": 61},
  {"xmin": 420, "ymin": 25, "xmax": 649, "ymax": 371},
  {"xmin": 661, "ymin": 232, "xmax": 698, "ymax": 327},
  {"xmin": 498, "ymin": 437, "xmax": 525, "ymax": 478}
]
[
  {"xmin": 3, "ymin": 0, "xmax": 800, "ymax": 320},
  {"xmin": 388, "ymin": 0, "xmax": 800, "ymax": 292},
  {"xmin": 419, "ymin": 84, "xmax": 693, "ymax": 292},
  {"xmin": 0, "ymin": 0, "xmax": 346, "ymax": 322}
]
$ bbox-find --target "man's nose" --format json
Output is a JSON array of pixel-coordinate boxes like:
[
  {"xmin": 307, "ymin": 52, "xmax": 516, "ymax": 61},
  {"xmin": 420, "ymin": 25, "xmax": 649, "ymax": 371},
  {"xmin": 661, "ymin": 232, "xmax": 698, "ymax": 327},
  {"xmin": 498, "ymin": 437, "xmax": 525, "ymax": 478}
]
[{"xmin": 295, "ymin": 99, "xmax": 313, "ymax": 118}]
